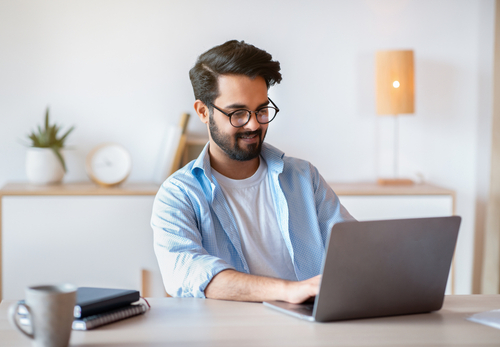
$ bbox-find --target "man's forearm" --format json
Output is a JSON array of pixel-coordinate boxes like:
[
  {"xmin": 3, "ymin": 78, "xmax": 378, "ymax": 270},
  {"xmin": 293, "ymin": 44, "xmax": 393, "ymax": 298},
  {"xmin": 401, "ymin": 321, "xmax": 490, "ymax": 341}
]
[{"xmin": 204, "ymin": 269, "xmax": 320, "ymax": 303}]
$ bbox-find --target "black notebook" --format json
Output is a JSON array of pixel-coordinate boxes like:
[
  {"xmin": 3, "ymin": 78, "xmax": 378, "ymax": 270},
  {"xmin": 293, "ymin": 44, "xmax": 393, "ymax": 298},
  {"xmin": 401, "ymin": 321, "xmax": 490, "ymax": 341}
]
[{"xmin": 74, "ymin": 287, "xmax": 140, "ymax": 318}]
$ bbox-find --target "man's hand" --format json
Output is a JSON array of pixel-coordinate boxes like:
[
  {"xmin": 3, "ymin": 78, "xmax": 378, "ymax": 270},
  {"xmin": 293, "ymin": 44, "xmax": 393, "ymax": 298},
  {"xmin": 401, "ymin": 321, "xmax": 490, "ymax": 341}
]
[
  {"xmin": 283, "ymin": 274, "xmax": 321, "ymax": 304},
  {"xmin": 204, "ymin": 269, "xmax": 321, "ymax": 303}
]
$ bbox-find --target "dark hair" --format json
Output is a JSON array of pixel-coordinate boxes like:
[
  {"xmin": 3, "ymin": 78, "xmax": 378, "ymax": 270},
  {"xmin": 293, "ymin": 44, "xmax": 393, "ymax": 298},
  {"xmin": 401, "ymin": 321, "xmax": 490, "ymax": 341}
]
[{"xmin": 189, "ymin": 40, "xmax": 282, "ymax": 106}]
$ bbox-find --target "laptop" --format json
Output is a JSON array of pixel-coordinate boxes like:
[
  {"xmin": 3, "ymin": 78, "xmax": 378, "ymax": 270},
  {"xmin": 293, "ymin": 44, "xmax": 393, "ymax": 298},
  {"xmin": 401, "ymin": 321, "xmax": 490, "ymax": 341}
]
[{"xmin": 264, "ymin": 216, "xmax": 461, "ymax": 322}]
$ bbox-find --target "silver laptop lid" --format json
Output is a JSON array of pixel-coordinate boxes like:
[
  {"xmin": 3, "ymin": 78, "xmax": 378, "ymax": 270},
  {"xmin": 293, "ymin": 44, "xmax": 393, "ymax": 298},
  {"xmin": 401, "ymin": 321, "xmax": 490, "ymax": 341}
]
[{"xmin": 313, "ymin": 216, "xmax": 461, "ymax": 322}]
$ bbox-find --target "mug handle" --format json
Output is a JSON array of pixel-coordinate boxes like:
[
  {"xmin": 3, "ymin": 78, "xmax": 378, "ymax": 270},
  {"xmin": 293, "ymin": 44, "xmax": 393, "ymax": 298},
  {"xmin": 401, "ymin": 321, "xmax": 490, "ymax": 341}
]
[{"xmin": 8, "ymin": 301, "xmax": 34, "ymax": 339}]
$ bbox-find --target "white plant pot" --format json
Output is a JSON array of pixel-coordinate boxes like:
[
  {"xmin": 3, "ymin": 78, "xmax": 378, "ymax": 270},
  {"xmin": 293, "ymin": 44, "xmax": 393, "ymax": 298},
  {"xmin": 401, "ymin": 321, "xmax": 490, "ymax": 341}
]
[{"xmin": 26, "ymin": 147, "xmax": 65, "ymax": 185}]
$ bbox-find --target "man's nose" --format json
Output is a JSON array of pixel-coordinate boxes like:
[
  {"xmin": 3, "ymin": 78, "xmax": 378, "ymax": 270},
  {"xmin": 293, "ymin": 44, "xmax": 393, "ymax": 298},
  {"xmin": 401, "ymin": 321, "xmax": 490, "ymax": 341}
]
[{"xmin": 243, "ymin": 112, "xmax": 261, "ymax": 131}]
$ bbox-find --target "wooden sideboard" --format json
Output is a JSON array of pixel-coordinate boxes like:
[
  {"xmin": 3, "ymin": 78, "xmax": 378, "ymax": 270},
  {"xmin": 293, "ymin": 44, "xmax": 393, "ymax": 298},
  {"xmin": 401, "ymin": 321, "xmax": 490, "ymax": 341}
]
[
  {"xmin": 0, "ymin": 182, "xmax": 161, "ymax": 301},
  {"xmin": 0, "ymin": 181, "xmax": 455, "ymax": 300}
]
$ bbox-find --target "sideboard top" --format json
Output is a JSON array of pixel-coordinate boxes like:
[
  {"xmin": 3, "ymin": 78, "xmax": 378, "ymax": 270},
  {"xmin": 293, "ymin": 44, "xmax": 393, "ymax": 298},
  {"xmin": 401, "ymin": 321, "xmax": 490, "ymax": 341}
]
[
  {"xmin": 0, "ymin": 181, "xmax": 454, "ymax": 197},
  {"xmin": 329, "ymin": 182, "xmax": 455, "ymax": 196},
  {"xmin": 0, "ymin": 182, "xmax": 160, "ymax": 196}
]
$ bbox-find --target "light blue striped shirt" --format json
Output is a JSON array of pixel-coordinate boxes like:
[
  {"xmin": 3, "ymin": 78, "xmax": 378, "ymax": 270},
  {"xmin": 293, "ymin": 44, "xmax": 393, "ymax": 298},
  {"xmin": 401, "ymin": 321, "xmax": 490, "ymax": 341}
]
[{"xmin": 151, "ymin": 142, "xmax": 353, "ymax": 298}]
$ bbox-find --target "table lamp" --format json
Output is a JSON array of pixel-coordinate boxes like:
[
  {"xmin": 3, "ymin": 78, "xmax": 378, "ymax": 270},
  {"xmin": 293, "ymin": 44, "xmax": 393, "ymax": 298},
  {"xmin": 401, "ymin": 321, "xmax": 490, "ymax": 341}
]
[{"xmin": 375, "ymin": 50, "xmax": 415, "ymax": 185}]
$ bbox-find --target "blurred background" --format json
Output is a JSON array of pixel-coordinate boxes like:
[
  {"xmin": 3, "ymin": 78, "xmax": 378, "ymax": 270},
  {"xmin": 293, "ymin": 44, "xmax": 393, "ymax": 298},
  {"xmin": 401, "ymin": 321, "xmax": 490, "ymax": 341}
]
[{"xmin": 0, "ymin": 0, "xmax": 496, "ymax": 295}]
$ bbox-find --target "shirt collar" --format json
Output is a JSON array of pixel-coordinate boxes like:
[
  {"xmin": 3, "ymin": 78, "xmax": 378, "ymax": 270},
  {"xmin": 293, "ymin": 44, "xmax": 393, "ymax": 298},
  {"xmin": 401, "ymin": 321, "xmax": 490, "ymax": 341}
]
[{"xmin": 192, "ymin": 142, "xmax": 285, "ymax": 183}]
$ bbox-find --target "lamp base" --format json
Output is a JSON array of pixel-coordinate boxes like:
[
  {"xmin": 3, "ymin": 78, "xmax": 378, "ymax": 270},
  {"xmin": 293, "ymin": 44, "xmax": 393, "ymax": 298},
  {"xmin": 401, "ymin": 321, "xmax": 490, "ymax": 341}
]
[{"xmin": 377, "ymin": 178, "xmax": 414, "ymax": 186}]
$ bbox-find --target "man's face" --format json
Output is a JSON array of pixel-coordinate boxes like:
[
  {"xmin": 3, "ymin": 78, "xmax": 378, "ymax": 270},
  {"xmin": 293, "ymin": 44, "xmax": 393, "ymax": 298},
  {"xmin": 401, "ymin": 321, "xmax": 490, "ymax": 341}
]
[{"xmin": 208, "ymin": 75, "xmax": 269, "ymax": 162}]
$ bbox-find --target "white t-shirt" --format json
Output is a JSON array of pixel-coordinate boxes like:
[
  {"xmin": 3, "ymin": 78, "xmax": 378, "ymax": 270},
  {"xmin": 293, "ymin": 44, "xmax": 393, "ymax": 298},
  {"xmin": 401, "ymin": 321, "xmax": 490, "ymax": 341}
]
[{"xmin": 212, "ymin": 158, "xmax": 297, "ymax": 281}]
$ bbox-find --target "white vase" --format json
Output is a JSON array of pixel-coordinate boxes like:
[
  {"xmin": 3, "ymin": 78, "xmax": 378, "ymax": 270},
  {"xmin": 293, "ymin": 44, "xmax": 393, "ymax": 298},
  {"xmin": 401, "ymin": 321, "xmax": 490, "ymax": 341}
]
[{"xmin": 26, "ymin": 148, "xmax": 65, "ymax": 185}]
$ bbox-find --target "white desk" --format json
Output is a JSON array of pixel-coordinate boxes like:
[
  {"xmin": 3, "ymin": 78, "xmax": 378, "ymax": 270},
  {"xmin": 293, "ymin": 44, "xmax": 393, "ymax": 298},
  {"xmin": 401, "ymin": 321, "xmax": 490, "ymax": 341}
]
[{"xmin": 1, "ymin": 295, "xmax": 499, "ymax": 346}]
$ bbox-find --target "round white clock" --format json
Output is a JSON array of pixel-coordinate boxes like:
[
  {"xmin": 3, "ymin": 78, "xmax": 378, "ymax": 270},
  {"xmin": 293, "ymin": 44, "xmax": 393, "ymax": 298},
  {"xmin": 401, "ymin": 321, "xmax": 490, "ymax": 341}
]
[{"xmin": 86, "ymin": 143, "xmax": 132, "ymax": 187}]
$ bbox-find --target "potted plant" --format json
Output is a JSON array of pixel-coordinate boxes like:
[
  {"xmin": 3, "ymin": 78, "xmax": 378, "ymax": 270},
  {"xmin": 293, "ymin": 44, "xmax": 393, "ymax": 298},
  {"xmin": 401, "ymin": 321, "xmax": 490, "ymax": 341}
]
[{"xmin": 25, "ymin": 107, "xmax": 75, "ymax": 185}]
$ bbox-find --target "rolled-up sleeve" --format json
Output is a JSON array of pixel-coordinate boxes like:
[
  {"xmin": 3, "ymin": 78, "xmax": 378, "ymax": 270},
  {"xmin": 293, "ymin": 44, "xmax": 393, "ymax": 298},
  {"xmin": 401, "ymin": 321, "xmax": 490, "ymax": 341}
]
[{"xmin": 151, "ymin": 178, "xmax": 234, "ymax": 298}]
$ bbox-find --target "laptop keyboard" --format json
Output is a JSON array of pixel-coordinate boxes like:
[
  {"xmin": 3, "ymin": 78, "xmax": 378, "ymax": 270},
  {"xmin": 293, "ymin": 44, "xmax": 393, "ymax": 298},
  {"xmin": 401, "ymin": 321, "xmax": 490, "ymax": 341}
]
[{"xmin": 293, "ymin": 303, "xmax": 314, "ymax": 316}]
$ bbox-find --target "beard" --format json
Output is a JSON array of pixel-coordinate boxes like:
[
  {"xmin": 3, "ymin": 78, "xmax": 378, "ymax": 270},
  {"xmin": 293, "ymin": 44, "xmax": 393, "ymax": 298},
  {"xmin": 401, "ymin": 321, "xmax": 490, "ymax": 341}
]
[{"xmin": 209, "ymin": 115, "xmax": 266, "ymax": 161}]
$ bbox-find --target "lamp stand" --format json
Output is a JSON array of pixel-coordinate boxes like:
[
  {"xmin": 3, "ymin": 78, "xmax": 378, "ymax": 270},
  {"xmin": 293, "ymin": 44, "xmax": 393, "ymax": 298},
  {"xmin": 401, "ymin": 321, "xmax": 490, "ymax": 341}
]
[{"xmin": 377, "ymin": 115, "xmax": 414, "ymax": 186}]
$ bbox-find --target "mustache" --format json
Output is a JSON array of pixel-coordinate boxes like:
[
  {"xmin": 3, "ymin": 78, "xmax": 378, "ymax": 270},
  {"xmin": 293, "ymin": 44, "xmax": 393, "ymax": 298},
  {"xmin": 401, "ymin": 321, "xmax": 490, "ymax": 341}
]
[{"xmin": 235, "ymin": 129, "xmax": 262, "ymax": 139}]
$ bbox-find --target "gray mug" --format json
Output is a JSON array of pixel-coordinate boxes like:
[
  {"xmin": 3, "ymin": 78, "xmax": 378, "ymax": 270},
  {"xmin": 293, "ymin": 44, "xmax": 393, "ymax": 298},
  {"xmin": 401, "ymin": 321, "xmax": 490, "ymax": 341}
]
[{"xmin": 8, "ymin": 284, "xmax": 77, "ymax": 347}]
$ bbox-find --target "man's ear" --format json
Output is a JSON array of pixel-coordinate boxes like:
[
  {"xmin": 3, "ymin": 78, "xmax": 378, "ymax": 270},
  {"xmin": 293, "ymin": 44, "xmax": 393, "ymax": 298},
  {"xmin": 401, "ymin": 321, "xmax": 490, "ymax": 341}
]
[{"xmin": 194, "ymin": 100, "xmax": 210, "ymax": 124}]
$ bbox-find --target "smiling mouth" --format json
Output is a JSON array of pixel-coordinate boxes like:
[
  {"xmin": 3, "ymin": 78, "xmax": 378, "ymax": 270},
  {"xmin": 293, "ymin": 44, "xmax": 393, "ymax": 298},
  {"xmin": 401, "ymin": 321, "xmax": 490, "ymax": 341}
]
[
  {"xmin": 237, "ymin": 130, "xmax": 261, "ymax": 140},
  {"xmin": 240, "ymin": 134, "xmax": 257, "ymax": 139}
]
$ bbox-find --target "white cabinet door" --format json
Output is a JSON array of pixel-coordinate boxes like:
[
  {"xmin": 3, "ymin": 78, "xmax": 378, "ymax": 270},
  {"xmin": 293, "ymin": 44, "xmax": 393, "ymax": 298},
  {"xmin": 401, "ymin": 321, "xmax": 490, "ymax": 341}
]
[
  {"xmin": 338, "ymin": 195, "xmax": 454, "ymax": 221},
  {"xmin": 2, "ymin": 196, "xmax": 164, "ymax": 300}
]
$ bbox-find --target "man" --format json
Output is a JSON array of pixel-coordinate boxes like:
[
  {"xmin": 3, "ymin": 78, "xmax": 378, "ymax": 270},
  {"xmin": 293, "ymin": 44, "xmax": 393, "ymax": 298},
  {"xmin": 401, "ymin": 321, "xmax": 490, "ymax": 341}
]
[{"xmin": 151, "ymin": 40, "xmax": 353, "ymax": 303}]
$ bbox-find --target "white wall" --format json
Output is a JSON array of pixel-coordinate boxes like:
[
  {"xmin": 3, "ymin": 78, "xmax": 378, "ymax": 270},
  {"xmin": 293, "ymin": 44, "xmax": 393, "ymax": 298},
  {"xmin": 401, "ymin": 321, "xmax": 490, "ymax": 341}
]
[{"xmin": 0, "ymin": 0, "xmax": 495, "ymax": 294}]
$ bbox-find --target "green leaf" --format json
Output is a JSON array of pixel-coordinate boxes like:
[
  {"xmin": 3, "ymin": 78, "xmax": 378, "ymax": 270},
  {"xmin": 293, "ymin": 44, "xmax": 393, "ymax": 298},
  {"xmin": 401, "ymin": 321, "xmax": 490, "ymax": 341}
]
[
  {"xmin": 37, "ymin": 125, "xmax": 48, "ymax": 147},
  {"xmin": 28, "ymin": 133, "xmax": 40, "ymax": 147},
  {"xmin": 50, "ymin": 146, "xmax": 67, "ymax": 173},
  {"xmin": 58, "ymin": 126, "xmax": 74, "ymax": 146},
  {"xmin": 48, "ymin": 125, "xmax": 57, "ymax": 143},
  {"xmin": 45, "ymin": 107, "xmax": 50, "ymax": 132}
]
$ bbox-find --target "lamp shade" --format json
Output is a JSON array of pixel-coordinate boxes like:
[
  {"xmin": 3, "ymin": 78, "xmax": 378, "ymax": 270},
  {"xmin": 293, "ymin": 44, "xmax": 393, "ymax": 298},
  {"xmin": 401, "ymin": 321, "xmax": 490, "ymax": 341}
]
[{"xmin": 376, "ymin": 50, "xmax": 414, "ymax": 115}]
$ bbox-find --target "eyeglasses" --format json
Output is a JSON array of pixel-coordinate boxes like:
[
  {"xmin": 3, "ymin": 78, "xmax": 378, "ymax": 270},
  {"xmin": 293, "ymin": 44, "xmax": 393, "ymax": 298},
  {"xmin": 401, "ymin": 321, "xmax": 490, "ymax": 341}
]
[{"xmin": 209, "ymin": 98, "xmax": 280, "ymax": 128}]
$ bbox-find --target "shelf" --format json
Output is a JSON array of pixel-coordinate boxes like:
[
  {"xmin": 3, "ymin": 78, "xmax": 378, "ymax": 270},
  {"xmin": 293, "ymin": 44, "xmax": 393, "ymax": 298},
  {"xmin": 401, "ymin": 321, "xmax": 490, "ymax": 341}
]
[
  {"xmin": 330, "ymin": 182, "xmax": 455, "ymax": 196},
  {"xmin": 0, "ymin": 182, "xmax": 160, "ymax": 196},
  {"xmin": 0, "ymin": 182, "xmax": 454, "ymax": 198}
]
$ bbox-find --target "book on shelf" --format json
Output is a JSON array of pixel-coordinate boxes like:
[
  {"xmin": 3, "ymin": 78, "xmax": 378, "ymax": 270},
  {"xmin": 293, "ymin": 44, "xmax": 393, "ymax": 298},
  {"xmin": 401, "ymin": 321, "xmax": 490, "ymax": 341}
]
[
  {"xmin": 74, "ymin": 287, "xmax": 140, "ymax": 318},
  {"xmin": 153, "ymin": 112, "xmax": 191, "ymax": 184},
  {"xmin": 72, "ymin": 302, "xmax": 148, "ymax": 330}
]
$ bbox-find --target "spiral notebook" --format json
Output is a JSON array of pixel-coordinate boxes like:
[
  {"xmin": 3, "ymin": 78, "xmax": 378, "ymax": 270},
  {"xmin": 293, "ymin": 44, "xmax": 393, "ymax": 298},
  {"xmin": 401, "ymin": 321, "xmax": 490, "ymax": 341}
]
[{"xmin": 72, "ymin": 302, "xmax": 148, "ymax": 330}]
